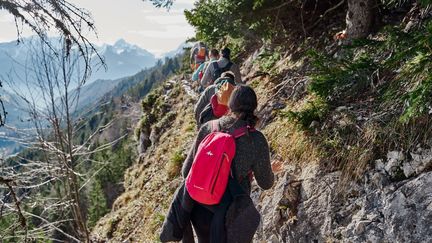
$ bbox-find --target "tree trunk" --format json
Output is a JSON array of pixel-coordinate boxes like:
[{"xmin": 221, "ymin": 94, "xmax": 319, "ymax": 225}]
[{"xmin": 346, "ymin": 0, "xmax": 375, "ymax": 39}]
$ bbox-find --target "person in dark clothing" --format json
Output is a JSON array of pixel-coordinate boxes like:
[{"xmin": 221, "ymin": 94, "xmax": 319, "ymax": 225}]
[
  {"xmin": 182, "ymin": 85, "xmax": 275, "ymax": 242},
  {"xmin": 201, "ymin": 47, "xmax": 243, "ymax": 87},
  {"xmin": 194, "ymin": 72, "xmax": 236, "ymax": 128}
]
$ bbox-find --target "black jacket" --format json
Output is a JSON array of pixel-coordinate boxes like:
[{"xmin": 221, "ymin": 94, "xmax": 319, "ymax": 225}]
[{"xmin": 160, "ymin": 177, "xmax": 260, "ymax": 243}]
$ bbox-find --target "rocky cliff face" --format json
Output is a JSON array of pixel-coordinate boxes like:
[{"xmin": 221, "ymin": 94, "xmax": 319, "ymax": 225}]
[
  {"xmin": 253, "ymin": 151, "xmax": 432, "ymax": 242},
  {"xmin": 92, "ymin": 45, "xmax": 432, "ymax": 242}
]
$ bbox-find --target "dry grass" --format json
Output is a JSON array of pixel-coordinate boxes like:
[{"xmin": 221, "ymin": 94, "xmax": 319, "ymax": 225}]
[
  {"xmin": 166, "ymin": 149, "xmax": 186, "ymax": 179},
  {"xmin": 91, "ymin": 80, "xmax": 196, "ymax": 242},
  {"xmin": 263, "ymin": 117, "xmax": 324, "ymax": 166}
]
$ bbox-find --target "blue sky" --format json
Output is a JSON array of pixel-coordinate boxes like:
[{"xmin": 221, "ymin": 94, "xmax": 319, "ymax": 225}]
[{"xmin": 0, "ymin": 0, "xmax": 195, "ymax": 56}]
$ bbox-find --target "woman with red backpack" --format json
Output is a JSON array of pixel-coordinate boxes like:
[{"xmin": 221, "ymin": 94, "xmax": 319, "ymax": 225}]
[{"xmin": 160, "ymin": 85, "xmax": 274, "ymax": 243}]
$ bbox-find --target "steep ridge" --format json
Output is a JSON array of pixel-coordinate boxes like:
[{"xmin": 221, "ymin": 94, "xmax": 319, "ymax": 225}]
[
  {"xmin": 92, "ymin": 78, "xmax": 198, "ymax": 241},
  {"xmin": 92, "ymin": 19, "xmax": 432, "ymax": 243}
]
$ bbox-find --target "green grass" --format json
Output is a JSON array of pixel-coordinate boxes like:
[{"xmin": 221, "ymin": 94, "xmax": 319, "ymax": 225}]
[
  {"xmin": 280, "ymin": 96, "xmax": 329, "ymax": 130},
  {"xmin": 256, "ymin": 47, "xmax": 283, "ymax": 74},
  {"xmin": 166, "ymin": 149, "xmax": 186, "ymax": 179}
]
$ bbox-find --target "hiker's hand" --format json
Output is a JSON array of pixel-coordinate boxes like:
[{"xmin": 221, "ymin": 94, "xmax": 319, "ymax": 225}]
[
  {"xmin": 271, "ymin": 160, "xmax": 283, "ymax": 173},
  {"xmin": 217, "ymin": 82, "xmax": 235, "ymax": 106}
]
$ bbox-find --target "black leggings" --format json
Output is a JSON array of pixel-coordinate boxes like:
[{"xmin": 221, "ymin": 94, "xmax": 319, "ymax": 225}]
[
  {"xmin": 192, "ymin": 204, "xmax": 214, "ymax": 243},
  {"xmin": 182, "ymin": 185, "xmax": 233, "ymax": 243},
  {"xmin": 182, "ymin": 204, "xmax": 213, "ymax": 243}
]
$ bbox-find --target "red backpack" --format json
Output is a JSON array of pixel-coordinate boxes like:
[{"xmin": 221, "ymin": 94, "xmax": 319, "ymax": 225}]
[
  {"xmin": 196, "ymin": 46, "xmax": 207, "ymax": 60},
  {"xmin": 210, "ymin": 94, "xmax": 229, "ymax": 118},
  {"xmin": 185, "ymin": 121, "xmax": 254, "ymax": 205}
]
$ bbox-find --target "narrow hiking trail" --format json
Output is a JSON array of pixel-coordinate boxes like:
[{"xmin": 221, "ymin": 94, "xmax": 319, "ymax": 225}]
[
  {"xmin": 91, "ymin": 50, "xmax": 432, "ymax": 242},
  {"xmin": 92, "ymin": 41, "xmax": 432, "ymax": 243}
]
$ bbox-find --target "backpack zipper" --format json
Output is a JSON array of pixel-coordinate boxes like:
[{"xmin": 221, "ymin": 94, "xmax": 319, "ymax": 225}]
[{"xmin": 210, "ymin": 152, "xmax": 229, "ymax": 194}]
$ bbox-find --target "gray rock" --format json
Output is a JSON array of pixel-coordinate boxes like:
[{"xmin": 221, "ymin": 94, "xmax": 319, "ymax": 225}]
[
  {"xmin": 402, "ymin": 149, "xmax": 432, "ymax": 178},
  {"xmin": 354, "ymin": 220, "xmax": 371, "ymax": 235},
  {"xmin": 309, "ymin": 120, "xmax": 320, "ymax": 129},
  {"xmin": 253, "ymin": 152, "xmax": 432, "ymax": 243},
  {"xmin": 336, "ymin": 106, "xmax": 348, "ymax": 112},
  {"xmin": 385, "ymin": 151, "xmax": 405, "ymax": 178}
]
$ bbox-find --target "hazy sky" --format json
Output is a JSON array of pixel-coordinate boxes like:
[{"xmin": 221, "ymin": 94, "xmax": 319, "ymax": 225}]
[{"xmin": 0, "ymin": 0, "xmax": 195, "ymax": 56}]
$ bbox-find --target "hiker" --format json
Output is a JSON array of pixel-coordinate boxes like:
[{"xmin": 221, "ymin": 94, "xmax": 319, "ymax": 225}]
[
  {"xmin": 194, "ymin": 72, "xmax": 236, "ymax": 128},
  {"xmin": 192, "ymin": 49, "xmax": 220, "ymax": 84},
  {"xmin": 160, "ymin": 85, "xmax": 274, "ymax": 243},
  {"xmin": 201, "ymin": 47, "xmax": 243, "ymax": 87},
  {"xmin": 190, "ymin": 42, "xmax": 209, "ymax": 71}
]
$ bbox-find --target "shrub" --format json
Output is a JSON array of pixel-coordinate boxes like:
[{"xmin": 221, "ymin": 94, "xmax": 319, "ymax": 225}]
[
  {"xmin": 141, "ymin": 92, "xmax": 159, "ymax": 112},
  {"xmin": 281, "ymin": 96, "xmax": 329, "ymax": 130},
  {"xmin": 308, "ymin": 20, "xmax": 432, "ymax": 122},
  {"xmin": 308, "ymin": 48, "xmax": 377, "ymax": 100},
  {"xmin": 184, "ymin": 0, "xmax": 337, "ymax": 47},
  {"xmin": 256, "ymin": 47, "xmax": 282, "ymax": 74},
  {"xmin": 166, "ymin": 149, "xmax": 185, "ymax": 178}
]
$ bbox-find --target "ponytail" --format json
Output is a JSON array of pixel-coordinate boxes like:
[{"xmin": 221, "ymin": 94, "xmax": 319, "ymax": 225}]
[{"xmin": 237, "ymin": 111, "xmax": 258, "ymax": 127}]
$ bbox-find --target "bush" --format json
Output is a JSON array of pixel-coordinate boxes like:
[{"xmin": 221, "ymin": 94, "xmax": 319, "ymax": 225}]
[
  {"xmin": 141, "ymin": 92, "xmax": 159, "ymax": 112},
  {"xmin": 166, "ymin": 149, "xmax": 185, "ymax": 178},
  {"xmin": 256, "ymin": 47, "xmax": 282, "ymax": 74},
  {"xmin": 281, "ymin": 96, "xmax": 329, "ymax": 130},
  {"xmin": 308, "ymin": 19, "xmax": 432, "ymax": 122},
  {"xmin": 185, "ymin": 0, "xmax": 335, "ymax": 47},
  {"xmin": 308, "ymin": 48, "xmax": 377, "ymax": 100}
]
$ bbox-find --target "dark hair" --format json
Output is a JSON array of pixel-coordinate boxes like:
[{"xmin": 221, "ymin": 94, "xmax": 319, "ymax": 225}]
[
  {"xmin": 228, "ymin": 85, "xmax": 259, "ymax": 127},
  {"xmin": 221, "ymin": 47, "xmax": 231, "ymax": 60},
  {"xmin": 210, "ymin": 49, "xmax": 219, "ymax": 57},
  {"xmin": 221, "ymin": 71, "xmax": 235, "ymax": 81}
]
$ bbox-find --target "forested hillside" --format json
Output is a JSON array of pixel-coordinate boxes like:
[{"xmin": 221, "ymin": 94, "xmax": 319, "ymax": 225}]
[
  {"xmin": 0, "ymin": 52, "xmax": 185, "ymax": 242},
  {"xmin": 91, "ymin": 0, "xmax": 432, "ymax": 242}
]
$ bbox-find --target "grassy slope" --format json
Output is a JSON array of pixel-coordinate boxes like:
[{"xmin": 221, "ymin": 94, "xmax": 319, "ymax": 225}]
[{"xmin": 91, "ymin": 79, "xmax": 197, "ymax": 242}]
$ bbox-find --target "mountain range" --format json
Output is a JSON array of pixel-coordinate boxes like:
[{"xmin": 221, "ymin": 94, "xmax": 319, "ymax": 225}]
[
  {"xmin": 0, "ymin": 37, "xmax": 159, "ymax": 85},
  {"xmin": 0, "ymin": 37, "xmax": 187, "ymax": 156},
  {"xmin": 93, "ymin": 39, "xmax": 157, "ymax": 81}
]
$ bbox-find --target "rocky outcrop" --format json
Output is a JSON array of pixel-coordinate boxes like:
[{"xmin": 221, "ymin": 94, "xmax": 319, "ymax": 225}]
[
  {"xmin": 253, "ymin": 149, "xmax": 432, "ymax": 243},
  {"xmin": 138, "ymin": 128, "xmax": 151, "ymax": 154}
]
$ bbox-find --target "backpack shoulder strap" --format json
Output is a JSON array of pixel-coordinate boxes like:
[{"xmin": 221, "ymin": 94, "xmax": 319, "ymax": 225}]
[
  {"xmin": 226, "ymin": 61, "xmax": 233, "ymax": 70},
  {"xmin": 221, "ymin": 62, "xmax": 233, "ymax": 73},
  {"xmin": 231, "ymin": 126, "xmax": 256, "ymax": 138},
  {"xmin": 212, "ymin": 61, "xmax": 219, "ymax": 70},
  {"xmin": 210, "ymin": 120, "xmax": 220, "ymax": 132}
]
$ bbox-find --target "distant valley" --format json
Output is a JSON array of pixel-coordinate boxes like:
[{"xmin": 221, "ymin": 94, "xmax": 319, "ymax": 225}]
[{"xmin": 0, "ymin": 37, "xmax": 187, "ymax": 156}]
